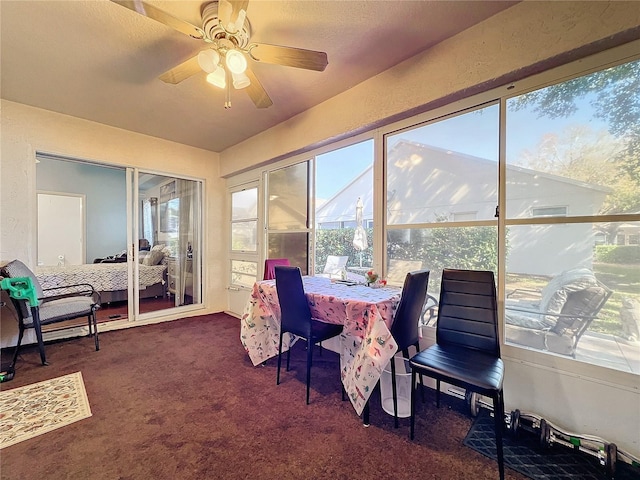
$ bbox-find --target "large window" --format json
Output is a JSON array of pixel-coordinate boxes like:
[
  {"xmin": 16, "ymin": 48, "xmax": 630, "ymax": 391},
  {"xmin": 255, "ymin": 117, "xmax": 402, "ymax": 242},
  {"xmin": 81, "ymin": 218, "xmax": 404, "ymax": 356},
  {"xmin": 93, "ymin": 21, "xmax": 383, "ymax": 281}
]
[
  {"xmin": 230, "ymin": 185, "xmax": 258, "ymax": 287},
  {"xmin": 503, "ymin": 59, "xmax": 640, "ymax": 372},
  {"xmin": 385, "ymin": 104, "xmax": 500, "ymax": 293},
  {"xmin": 231, "ymin": 188, "xmax": 258, "ymax": 252},
  {"xmin": 230, "ymin": 49, "xmax": 640, "ymax": 377},
  {"xmin": 314, "ymin": 139, "xmax": 374, "ymax": 278},
  {"xmin": 266, "ymin": 162, "xmax": 310, "ymax": 274}
]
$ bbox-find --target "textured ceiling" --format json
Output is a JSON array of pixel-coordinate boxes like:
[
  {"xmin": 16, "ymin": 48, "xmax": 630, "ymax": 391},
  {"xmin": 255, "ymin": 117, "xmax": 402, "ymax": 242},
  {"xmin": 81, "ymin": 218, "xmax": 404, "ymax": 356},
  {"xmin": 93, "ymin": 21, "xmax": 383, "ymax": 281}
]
[{"xmin": 1, "ymin": 0, "xmax": 518, "ymax": 153}]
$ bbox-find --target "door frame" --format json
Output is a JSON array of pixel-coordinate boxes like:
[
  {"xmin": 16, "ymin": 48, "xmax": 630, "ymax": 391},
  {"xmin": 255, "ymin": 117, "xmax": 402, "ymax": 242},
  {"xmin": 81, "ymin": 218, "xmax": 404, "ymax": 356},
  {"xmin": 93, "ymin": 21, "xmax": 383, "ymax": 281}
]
[{"xmin": 36, "ymin": 191, "xmax": 86, "ymax": 266}]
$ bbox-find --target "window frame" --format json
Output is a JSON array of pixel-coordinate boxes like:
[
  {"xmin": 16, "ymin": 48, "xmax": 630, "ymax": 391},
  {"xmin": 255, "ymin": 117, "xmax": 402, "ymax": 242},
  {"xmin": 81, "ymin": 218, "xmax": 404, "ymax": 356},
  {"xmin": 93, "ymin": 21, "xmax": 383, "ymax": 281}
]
[{"xmin": 228, "ymin": 182, "xmax": 260, "ymax": 289}]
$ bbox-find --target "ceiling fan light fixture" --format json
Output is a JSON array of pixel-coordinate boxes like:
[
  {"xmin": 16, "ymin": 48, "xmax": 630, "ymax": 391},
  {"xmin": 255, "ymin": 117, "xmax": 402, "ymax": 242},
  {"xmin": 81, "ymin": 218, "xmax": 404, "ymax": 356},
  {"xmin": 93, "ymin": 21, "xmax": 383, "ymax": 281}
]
[
  {"xmin": 206, "ymin": 67, "xmax": 226, "ymax": 89},
  {"xmin": 197, "ymin": 49, "xmax": 221, "ymax": 74},
  {"xmin": 225, "ymin": 48, "xmax": 247, "ymax": 74},
  {"xmin": 232, "ymin": 71, "xmax": 251, "ymax": 89}
]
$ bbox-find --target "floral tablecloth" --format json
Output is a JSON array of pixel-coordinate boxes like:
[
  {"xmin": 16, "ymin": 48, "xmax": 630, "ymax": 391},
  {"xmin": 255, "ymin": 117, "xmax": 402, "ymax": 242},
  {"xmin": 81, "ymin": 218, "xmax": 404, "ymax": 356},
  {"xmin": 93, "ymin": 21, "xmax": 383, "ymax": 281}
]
[{"xmin": 240, "ymin": 276, "xmax": 402, "ymax": 415}]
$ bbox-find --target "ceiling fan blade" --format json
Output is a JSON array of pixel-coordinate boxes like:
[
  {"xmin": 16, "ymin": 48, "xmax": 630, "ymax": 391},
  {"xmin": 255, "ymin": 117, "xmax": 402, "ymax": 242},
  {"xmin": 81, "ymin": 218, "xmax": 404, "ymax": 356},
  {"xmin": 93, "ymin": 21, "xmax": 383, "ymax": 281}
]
[
  {"xmin": 248, "ymin": 44, "xmax": 328, "ymax": 72},
  {"xmin": 244, "ymin": 68, "xmax": 273, "ymax": 109},
  {"xmin": 159, "ymin": 55, "xmax": 201, "ymax": 84},
  {"xmin": 111, "ymin": 1, "xmax": 204, "ymax": 39},
  {"xmin": 228, "ymin": 0, "xmax": 249, "ymax": 33},
  {"xmin": 218, "ymin": 0, "xmax": 249, "ymax": 33}
]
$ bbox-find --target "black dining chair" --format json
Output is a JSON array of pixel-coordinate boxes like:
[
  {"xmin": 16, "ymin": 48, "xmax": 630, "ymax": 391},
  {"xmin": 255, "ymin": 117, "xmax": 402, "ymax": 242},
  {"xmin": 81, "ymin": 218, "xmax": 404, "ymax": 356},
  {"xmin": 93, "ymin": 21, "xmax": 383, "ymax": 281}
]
[
  {"xmin": 387, "ymin": 269, "xmax": 431, "ymax": 428},
  {"xmin": 409, "ymin": 269, "xmax": 505, "ymax": 480},
  {"xmin": 275, "ymin": 266, "xmax": 343, "ymax": 404}
]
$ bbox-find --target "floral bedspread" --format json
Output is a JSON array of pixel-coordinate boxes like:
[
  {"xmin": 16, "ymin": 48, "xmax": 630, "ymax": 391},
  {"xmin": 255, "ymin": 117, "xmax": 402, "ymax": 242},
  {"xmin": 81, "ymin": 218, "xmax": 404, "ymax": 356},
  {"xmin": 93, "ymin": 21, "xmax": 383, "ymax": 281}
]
[
  {"xmin": 240, "ymin": 276, "xmax": 402, "ymax": 415},
  {"xmin": 36, "ymin": 263, "xmax": 166, "ymax": 296}
]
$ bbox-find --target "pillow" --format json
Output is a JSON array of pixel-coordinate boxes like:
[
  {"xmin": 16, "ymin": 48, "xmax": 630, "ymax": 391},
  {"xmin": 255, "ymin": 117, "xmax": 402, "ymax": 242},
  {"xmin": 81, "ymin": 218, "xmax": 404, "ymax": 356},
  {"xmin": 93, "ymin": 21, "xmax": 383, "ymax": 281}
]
[
  {"xmin": 142, "ymin": 249, "xmax": 165, "ymax": 266},
  {"xmin": 151, "ymin": 244, "xmax": 165, "ymax": 252},
  {"xmin": 160, "ymin": 247, "xmax": 172, "ymax": 265},
  {"xmin": 539, "ymin": 268, "xmax": 597, "ymax": 327},
  {"xmin": 138, "ymin": 251, "xmax": 151, "ymax": 264}
]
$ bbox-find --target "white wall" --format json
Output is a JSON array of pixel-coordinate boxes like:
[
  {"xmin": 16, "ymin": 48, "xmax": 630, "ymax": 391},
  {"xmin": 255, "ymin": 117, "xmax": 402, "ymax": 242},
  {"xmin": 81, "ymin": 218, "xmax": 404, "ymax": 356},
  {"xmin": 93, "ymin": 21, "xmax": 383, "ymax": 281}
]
[
  {"xmin": 1, "ymin": 100, "xmax": 226, "ymax": 346},
  {"xmin": 219, "ymin": 1, "xmax": 640, "ymax": 457}
]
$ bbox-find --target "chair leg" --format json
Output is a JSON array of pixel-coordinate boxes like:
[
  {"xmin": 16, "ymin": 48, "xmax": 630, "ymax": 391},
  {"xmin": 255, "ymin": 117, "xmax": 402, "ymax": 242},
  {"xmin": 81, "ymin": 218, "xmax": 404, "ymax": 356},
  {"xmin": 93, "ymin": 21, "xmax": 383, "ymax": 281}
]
[
  {"xmin": 412, "ymin": 343, "xmax": 425, "ymax": 403},
  {"xmin": 390, "ymin": 357, "xmax": 399, "ymax": 428},
  {"xmin": 93, "ymin": 312, "xmax": 100, "ymax": 351},
  {"xmin": 276, "ymin": 331, "xmax": 284, "ymax": 385},
  {"xmin": 10, "ymin": 326, "xmax": 25, "ymax": 369},
  {"xmin": 89, "ymin": 312, "xmax": 100, "ymax": 351},
  {"xmin": 31, "ymin": 306, "xmax": 48, "ymax": 366},
  {"xmin": 493, "ymin": 392, "xmax": 505, "ymax": 480},
  {"xmin": 410, "ymin": 369, "xmax": 417, "ymax": 440},
  {"xmin": 306, "ymin": 338, "xmax": 313, "ymax": 405},
  {"xmin": 436, "ymin": 379, "xmax": 441, "ymax": 407}
]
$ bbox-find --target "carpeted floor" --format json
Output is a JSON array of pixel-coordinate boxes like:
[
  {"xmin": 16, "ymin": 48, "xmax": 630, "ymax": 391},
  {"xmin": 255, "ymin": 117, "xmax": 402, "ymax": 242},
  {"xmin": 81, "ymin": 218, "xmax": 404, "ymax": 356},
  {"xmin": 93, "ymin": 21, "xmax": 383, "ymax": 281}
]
[{"xmin": 0, "ymin": 313, "xmax": 528, "ymax": 480}]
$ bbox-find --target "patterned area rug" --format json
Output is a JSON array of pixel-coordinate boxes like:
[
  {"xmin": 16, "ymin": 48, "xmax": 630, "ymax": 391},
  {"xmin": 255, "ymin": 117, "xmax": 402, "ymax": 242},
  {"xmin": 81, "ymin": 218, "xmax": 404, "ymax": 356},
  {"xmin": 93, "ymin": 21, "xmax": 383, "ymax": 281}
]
[
  {"xmin": 464, "ymin": 411, "xmax": 640, "ymax": 480},
  {"xmin": 0, "ymin": 372, "xmax": 92, "ymax": 449}
]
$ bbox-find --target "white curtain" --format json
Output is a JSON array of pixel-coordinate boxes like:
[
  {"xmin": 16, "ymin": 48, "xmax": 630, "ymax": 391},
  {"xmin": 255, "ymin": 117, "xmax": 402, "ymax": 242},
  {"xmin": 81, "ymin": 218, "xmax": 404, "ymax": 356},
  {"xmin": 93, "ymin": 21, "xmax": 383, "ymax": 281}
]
[{"xmin": 142, "ymin": 197, "xmax": 158, "ymax": 245}]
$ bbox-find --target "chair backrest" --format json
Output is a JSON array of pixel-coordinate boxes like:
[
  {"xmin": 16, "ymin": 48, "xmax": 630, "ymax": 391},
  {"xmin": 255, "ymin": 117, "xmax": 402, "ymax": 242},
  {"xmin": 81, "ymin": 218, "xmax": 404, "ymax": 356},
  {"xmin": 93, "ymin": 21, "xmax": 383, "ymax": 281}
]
[
  {"xmin": 1, "ymin": 260, "xmax": 44, "ymax": 299},
  {"xmin": 390, "ymin": 269, "xmax": 430, "ymax": 351},
  {"xmin": 264, "ymin": 258, "xmax": 290, "ymax": 280},
  {"xmin": 551, "ymin": 281, "xmax": 612, "ymax": 341},
  {"xmin": 323, "ymin": 255, "xmax": 348, "ymax": 275},
  {"xmin": 274, "ymin": 266, "xmax": 312, "ymax": 338},
  {"xmin": 538, "ymin": 268, "xmax": 600, "ymax": 327},
  {"xmin": 436, "ymin": 269, "xmax": 500, "ymax": 357},
  {"xmin": 1, "ymin": 260, "xmax": 44, "ymax": 320},
  {"xmin": 387, "ymin": 259, "xmax": 423, "ymax": 286}
]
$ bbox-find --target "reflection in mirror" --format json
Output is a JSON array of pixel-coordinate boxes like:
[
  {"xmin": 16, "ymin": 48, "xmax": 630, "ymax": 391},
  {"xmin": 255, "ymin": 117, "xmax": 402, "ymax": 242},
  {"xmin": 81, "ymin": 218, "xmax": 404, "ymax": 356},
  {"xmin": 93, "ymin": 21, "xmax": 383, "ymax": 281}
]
[{"xmin": 139, "ymin": 173, "xmax": 203, "ymax": 314}]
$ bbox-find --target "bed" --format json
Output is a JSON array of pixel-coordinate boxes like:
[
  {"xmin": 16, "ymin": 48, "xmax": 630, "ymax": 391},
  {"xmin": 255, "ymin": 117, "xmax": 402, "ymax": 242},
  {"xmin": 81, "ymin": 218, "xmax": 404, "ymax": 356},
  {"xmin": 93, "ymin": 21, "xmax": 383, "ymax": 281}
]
[{"xmin": 35, "ymin": 262, "xmax": 167, "ymax": 304}]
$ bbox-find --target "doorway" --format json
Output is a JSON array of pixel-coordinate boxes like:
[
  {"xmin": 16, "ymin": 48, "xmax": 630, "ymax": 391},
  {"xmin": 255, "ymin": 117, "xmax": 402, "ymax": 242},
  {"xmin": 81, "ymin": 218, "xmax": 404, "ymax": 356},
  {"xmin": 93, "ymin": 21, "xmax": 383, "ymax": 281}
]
[{"xmin": 37, "ymin": 192, "xmax": 85, "ymax": 266}]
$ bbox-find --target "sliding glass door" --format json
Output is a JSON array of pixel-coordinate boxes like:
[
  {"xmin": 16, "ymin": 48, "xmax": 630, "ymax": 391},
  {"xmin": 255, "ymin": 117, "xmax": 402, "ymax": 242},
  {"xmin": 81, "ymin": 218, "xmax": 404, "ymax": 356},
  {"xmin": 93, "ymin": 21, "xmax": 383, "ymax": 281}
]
[
  {"xmin": 136, "ymin": 172, "xmax": 203, "ymax": 316},
  {"xmin": 35, "ymin": 155, "xmax": 203, "ymax": 324}
]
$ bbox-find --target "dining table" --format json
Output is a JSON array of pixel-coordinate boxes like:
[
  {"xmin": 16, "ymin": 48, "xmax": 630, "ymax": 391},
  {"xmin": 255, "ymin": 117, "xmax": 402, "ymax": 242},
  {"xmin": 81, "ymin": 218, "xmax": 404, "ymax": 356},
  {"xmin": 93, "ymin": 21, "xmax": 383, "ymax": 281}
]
[{"xmin": 240, "ymin": 275, "xmax": 402, "ymax": 418}]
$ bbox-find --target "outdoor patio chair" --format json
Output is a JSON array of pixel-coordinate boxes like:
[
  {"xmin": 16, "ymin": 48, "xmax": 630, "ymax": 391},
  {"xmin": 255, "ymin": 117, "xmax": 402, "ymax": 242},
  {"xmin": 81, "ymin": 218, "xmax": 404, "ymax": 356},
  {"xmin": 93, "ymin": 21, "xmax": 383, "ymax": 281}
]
[
  {"xmin": 1, "ymin": 259, "xmax": 101, "ymax": 367},
  {"xmin": 317, "ymin": 255, "xmax": 349, "ymax": 279},
  {"xmin": 386, "ymin": 259, "xmax": 424, "ymax": 287},
  {"xmin": 504, "ymin": 268, "xmax": 612, "ymax": 357}
]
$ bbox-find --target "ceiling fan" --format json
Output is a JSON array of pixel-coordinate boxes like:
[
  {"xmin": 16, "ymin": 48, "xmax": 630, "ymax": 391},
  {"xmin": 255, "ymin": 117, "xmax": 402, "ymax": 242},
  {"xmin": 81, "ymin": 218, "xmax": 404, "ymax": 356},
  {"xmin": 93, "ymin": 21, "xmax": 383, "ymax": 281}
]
[{"xmin": 112, "ymin": 0, "xmax": 328, "ymax": 109}]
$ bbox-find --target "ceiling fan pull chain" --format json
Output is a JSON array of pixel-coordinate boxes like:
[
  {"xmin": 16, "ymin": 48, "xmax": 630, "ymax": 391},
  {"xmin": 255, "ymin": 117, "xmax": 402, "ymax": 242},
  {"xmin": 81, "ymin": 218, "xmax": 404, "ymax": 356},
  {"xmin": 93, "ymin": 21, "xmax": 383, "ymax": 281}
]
[{"xmin": 225, "ymin": 69, "xmax": 232, "ymax": 109}]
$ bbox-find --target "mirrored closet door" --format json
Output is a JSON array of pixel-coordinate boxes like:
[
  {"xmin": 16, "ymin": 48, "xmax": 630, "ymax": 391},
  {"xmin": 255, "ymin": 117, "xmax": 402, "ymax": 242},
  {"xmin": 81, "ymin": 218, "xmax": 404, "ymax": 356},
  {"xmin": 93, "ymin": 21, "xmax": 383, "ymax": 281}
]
[{"xmin": 36, "ymin": 154, "xmax": 203, "ymax": 324}]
